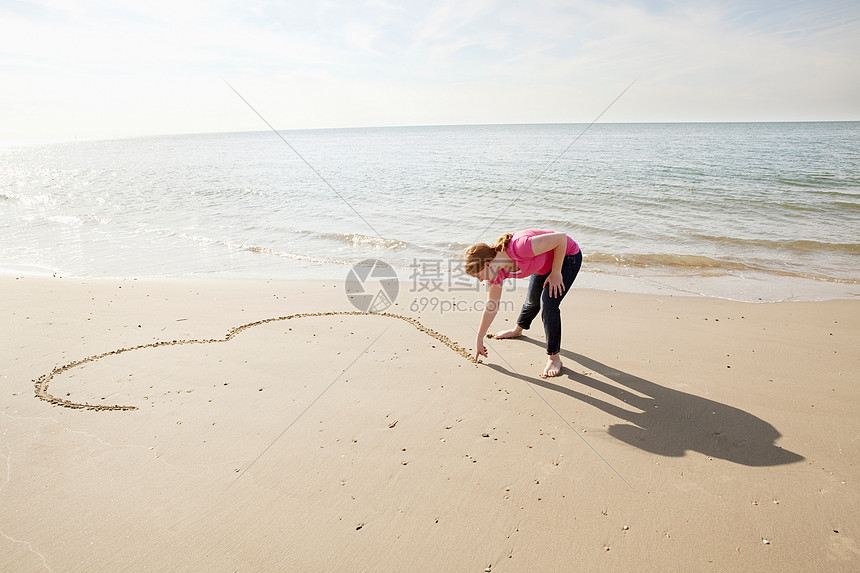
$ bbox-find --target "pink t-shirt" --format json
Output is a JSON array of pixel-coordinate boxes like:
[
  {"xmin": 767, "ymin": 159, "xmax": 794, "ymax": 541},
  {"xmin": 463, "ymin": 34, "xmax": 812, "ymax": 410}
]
[{"xmin": 489, "ymin": 229, "xmax": 580, "ymax": 285}]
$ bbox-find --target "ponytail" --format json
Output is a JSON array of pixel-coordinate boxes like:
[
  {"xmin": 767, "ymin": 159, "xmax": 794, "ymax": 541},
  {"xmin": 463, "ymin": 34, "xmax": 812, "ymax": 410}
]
[{"xmin": 492, "ymin": 233, "xmax": 513, "ymax": 252}]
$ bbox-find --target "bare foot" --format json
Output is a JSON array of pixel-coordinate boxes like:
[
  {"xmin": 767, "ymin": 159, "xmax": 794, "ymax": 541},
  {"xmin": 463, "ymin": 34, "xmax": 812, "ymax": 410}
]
[
  {"xmin": 543, "ymin": 354, "xmax": 562, "ymax": 377},
  {"xmin": 491, "ymin": 325, "xmax": 523, "ymax": 339}
]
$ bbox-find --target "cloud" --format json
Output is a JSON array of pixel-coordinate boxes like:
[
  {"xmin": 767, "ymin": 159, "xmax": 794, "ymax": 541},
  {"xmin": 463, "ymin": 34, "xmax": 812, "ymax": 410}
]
[{"xmin": 1, "ymin": 0, "xmax": 858, "ymax": 140}]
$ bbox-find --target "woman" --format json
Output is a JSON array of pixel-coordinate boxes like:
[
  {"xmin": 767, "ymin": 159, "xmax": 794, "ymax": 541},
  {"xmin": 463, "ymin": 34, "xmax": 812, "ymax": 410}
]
[{"xmin": 465, "ymin": 229, "xmax": 582, "ymax": 377}]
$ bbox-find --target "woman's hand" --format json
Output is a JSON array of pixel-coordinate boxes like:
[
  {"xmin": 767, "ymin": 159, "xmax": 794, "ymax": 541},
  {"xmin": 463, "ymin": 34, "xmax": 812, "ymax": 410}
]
[
  {"xmin": 474, "ymin": 282, "xmax": 502, "ymax": 363},
  {"xmin": 543, "ymin": 271, "xmax": 565, "ymax": 298},
  {"xmin": 474, "ymin": 338, "xmax": 488, "ymax": 362}
]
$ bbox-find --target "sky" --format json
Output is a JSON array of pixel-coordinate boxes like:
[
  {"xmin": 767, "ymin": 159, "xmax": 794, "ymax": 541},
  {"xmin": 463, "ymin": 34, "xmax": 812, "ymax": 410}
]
[{"xmin": 1, "ymin": 0, "xmax": 859, "ymax": 140}]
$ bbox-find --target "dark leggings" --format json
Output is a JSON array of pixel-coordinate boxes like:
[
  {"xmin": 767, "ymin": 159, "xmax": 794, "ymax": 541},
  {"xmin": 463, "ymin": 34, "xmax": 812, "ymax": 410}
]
[{"xmin": 516, "ymin": 252, "xmax": 582, "ymax": 355}]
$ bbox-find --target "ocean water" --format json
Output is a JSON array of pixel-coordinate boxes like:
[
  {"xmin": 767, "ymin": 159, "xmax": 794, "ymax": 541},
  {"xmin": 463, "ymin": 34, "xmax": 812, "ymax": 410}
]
[{"xmin": 1, "ymin": 122, "xmax": 858, "ymax": 302}]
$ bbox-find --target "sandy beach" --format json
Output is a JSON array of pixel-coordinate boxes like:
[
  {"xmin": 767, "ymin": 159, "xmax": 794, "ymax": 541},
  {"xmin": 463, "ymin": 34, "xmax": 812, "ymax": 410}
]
[{"xmin": 1, "ymin": 274, "xmax": 858, "ymax": 571}]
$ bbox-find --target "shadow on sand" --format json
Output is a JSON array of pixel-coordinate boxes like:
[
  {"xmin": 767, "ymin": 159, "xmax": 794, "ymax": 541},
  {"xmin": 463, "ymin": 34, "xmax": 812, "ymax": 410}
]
[{"xmin": 485, "ymin": 337, "xmax": 804, "ymax": 467}]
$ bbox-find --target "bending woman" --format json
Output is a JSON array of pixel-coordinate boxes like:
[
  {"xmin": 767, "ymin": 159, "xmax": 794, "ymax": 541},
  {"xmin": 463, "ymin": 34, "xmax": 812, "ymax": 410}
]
[{"xmin": 465, "ymin": 229, "xmax": 582, "ymax": 377}]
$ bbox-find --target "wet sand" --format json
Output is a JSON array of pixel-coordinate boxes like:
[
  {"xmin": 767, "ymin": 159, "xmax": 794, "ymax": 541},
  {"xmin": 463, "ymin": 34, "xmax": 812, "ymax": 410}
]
[{"xmin": 1, "ymin": 275, "xmax": 858, "ymax": 571}]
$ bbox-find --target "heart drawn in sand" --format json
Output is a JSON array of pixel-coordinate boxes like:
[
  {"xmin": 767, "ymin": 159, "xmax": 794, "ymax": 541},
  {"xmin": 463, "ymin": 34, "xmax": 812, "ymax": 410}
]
[{"xmin": 33, "ymin": 311, "xmax": 472, "ymax": 412}]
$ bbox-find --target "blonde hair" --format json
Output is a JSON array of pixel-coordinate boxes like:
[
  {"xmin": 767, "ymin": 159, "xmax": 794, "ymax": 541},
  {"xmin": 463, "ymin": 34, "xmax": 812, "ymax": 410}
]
[{"xmin": 464, "ymin": 233, "xmax": 513, "ymax": 277}]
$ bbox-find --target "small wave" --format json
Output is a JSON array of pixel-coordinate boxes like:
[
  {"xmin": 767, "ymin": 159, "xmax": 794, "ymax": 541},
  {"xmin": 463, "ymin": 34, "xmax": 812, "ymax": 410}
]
[
  {"xmin": 174, "ymin": 232, "xmax": 361, "ymax": 268},
  {"xmin": 0, "ymin": 192, "xmax": 55, "ymax": 207},
  {"xmin": 47, "ymin": 215, "xmax": 83, "ymax": 226},
  {"xmin": 299, "ymin": 230, "xmax": 410, "ymax": 250},
  {"xmin": 691, "ymin": 234, "xmax": 860, "ymax": 255},
  {"xmin": 40, "ymin": 214, "xmax": 111, "ymax": 227},
  {"xmin": 443, "ymin": 241, "xmax": 476, "ymax": 254},
  {"xmin": 833, "ymin": 201, "xmax": 860, "ymax": 213},
  {"xmin": 777, "ymin": 176, "xmax": 856, "ymax": 189},
  {"xmin": 238, "ymin": 244, "xmax": 425, "ymax": 271},
  {"xmin": 587, "ymin": 251, "xmax": 859, "ymax": 285},
  {"xmin": 588, "ymin": 252, "xmax": 754, "ymax": 272},
  {"xmin": 241, "ymin": 243, "xmax": 353, "ymax": 265}
]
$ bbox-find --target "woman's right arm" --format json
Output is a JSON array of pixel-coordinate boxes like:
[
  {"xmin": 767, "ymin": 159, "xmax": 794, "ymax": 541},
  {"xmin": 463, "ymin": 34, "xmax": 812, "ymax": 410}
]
[{"xmin": 474, "ymin": 282, "xmax": 503, "ymax": 362}]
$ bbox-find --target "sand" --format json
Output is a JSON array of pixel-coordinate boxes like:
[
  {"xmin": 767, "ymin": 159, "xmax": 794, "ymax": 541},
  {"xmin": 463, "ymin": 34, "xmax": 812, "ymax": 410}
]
[{"xmin": 1, "ymin": 274, "xmax": 858, "ymax": 571}]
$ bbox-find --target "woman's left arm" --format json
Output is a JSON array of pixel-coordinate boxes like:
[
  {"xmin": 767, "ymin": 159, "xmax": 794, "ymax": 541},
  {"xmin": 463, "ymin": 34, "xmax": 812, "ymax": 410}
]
[{"xmin": 529, "ymin": 232, "xmax": 568, "ymax": 298}]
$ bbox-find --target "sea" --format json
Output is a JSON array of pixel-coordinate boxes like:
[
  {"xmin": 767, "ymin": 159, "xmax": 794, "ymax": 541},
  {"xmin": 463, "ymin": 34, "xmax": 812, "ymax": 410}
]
[{"xmin": 1, "ymin": 122, "xmax": 858, "ymax": 302}]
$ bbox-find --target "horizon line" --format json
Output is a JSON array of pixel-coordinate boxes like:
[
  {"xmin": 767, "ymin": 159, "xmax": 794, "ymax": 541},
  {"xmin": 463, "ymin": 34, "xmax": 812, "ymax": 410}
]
[{"xmin": 3, "ymin": 119, "xmax": 859, "ymax": 146}]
